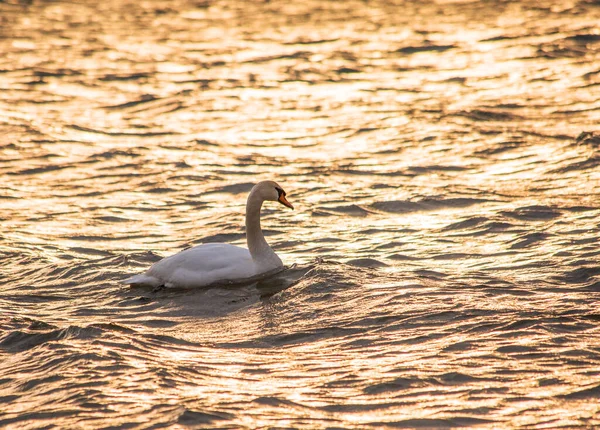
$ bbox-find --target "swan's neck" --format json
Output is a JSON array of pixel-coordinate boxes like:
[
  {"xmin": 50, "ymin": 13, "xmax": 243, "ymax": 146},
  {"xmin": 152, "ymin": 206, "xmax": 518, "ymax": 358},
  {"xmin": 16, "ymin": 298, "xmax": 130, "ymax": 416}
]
[{"xmin": 245, "ymin": 192, "xmax": 281, "ymax": 268}]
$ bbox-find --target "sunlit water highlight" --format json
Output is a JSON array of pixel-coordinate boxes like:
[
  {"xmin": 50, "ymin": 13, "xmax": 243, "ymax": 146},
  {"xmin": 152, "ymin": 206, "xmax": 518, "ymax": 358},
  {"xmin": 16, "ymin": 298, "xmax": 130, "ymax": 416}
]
[{"xmin": 1, "ymin": 0, "xmax": 600, "ymax": 428}]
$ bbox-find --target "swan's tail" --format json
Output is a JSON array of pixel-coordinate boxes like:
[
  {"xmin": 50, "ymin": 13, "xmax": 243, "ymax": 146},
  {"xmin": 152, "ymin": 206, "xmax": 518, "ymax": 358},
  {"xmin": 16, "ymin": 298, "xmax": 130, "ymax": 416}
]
[{"xmin": 122, "ymin": 273, "xmax": 162, "ymax": 287}]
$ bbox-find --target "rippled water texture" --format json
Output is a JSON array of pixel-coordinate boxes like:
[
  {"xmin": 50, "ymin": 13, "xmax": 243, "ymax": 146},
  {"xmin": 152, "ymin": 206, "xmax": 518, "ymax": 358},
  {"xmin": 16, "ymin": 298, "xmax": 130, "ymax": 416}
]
[{"xmin": 2, "ymin": 0, "xmax": 600, "ymax": 428}]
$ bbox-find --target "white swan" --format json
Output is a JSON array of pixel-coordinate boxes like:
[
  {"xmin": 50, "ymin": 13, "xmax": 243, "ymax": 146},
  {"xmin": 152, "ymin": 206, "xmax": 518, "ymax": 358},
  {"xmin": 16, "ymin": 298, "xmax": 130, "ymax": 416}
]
[{"xmin": 123, "ymin": 180, "xmax": 294, "ymax": 288}]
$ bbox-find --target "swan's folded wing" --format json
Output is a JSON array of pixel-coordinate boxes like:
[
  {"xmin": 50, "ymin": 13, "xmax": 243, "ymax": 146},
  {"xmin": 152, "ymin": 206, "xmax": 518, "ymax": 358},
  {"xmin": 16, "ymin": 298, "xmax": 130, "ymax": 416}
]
[{"xmin": 140, "ymin": 243, "xmax": 256, "ymax": 288}]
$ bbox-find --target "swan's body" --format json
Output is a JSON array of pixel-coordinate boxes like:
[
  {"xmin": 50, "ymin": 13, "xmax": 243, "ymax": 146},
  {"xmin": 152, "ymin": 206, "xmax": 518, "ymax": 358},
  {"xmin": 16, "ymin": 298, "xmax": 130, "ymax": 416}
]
[{"xmin": 123, "ymin": 181, "xmax": 294, "ymax": 288}]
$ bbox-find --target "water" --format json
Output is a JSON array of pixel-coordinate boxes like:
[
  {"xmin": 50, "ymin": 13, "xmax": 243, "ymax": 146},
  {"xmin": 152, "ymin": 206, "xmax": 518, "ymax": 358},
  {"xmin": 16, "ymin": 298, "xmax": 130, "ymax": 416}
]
[{"xmin": 1, "ymin": 0, "xmax": 600, "ymax": 427}]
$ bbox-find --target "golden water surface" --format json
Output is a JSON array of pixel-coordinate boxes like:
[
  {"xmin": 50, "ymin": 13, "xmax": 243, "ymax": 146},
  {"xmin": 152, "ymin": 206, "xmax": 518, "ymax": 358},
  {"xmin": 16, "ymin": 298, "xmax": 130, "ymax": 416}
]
[{"xmin": 1, "ymin": 0, "xmax": 600, "ymax": 428}]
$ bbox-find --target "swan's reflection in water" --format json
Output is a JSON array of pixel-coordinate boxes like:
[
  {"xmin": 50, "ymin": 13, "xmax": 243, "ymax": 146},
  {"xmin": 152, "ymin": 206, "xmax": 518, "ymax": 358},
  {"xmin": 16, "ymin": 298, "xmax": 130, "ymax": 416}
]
[
  {"xmin": 255, "ymin": 264, "xmax": 316, "ymax": 299},
  {"xmin": 128, "ymin": 263, "xmax": 316, "ymax": 315}
]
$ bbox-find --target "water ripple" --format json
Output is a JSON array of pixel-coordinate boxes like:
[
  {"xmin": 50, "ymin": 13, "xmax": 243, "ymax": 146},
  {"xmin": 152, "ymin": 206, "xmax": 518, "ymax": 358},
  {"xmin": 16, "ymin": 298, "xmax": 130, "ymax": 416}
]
[{"xmin": 1, "ymin": 0, "xmax": 600, "ymax": 427}]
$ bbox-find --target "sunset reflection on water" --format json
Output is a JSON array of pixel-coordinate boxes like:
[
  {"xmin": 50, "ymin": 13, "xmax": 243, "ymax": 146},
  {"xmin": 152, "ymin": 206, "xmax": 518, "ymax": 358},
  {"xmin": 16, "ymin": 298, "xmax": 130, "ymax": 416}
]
[{"xmin": 1, "ymin": 0, "xmax": 600, "ymax": 428}]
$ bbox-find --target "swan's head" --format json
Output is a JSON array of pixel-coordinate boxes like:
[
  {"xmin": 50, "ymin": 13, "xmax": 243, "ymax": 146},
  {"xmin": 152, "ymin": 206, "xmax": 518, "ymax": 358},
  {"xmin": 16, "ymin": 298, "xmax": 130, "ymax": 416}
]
[{"xmin": 253, "ymin": 180, "xmax": 294, "ymax": 210}]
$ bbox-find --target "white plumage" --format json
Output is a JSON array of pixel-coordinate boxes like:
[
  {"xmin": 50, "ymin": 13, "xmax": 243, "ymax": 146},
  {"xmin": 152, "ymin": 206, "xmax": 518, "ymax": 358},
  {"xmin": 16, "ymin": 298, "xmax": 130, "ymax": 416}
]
[{"xmin": 123, "ymin": 180, "xmax": 294, "ymax": 288}]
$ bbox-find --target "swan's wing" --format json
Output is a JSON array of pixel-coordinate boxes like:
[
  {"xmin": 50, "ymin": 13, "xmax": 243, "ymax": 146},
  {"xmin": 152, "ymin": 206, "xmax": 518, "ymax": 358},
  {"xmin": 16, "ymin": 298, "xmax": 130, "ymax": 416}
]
[{"xmin": 127, "ymin": 243, "xmax": 256, "ymax": 288}]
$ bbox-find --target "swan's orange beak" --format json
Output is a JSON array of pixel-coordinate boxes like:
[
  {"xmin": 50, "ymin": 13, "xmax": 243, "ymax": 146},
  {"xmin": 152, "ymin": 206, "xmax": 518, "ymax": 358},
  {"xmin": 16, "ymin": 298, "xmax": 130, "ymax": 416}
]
[{"xmin": 278, "ymin": 194, "xmax": 294, "ymax": 210}]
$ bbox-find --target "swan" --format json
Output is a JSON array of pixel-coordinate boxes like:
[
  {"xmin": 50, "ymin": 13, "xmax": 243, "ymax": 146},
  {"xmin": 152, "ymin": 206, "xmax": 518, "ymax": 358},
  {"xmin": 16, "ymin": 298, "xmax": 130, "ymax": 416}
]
[{"xmin": 123, "ymin": 180, "xmax": 294, "ymax": 288}]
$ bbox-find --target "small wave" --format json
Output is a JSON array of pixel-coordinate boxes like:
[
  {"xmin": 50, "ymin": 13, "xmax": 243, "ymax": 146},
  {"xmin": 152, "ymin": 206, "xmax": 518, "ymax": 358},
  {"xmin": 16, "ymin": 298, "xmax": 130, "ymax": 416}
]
[
  {"xmin": 178, "ymin": 409, "xmax": 234, "ymax": 425},
  {"xmin": 441, "ymin": 216, "xmax": 489, "ymax": 231},
  {"xmin": 317, "ymin": 204, "xmax": 373, "ymax": 217},
  {"xmin": 575, "ymin": 131, "xmax": 600, "ymax": 147},
  {"xmin": 434, "ymin": 372, "xmax": 491, "ymax": 385},
  {"xmin": 501, "ymin": 205, "xmax": 562, "ymax": 221},
  {"xmin": 550, "ymin": 155, "xmax": 600, "ymax": 174},
  {"xmin": 538, "ymin": 33, "xmax": 600, "ymax": 58},
  {"xmin": 242, "ymin": 51, "xmax": 311, "ymax": 64},
  {"xmin": 283, "ymin": 37, "xmax": 339, "ymax": 45},
  {"xmin": 205, "ymin": 182, "xmax": 256, "ymax": 195},
  {"xmin": 99, "ymin": 72, "xmax": 151, "ymax": 82},
  {"xmin": 67, "ymin": 124, "xmax": 178, "ymax": 137},
  {"xmin": 363, "ymin": 377, "xmax": 426, "ymax": 394},
  {"xmin": 559, "ymin": 383, "xmax": 600, "ymax": 399},
  {"xmin": 8, "ymin": 164, "xmax": 70, "ymax": 176},
  {"xmin": 474, "ymin": 140, "xmax": 523, "ymax": 156},
  {"xmin": 553, "ymin": 266, "xmax": 600, "ymax": 285},
  {"xmin": 369, "ymin": 417, "xmax": 498, "ymax": 427},
  {"xmin": 345, "ymin": 258, "xmax": 388, "ymax": 268},
  {"xmin": 32, "ymin": 68, "xmax": 82, "ymax": 77},
  {"xmin": 395, "ymin": 44, "xmax": 457, "ymax": 54},
  {"xmin": 451, "ymin": 109, "xmax": 524, "ymax": 122},
  {"xmin": 371, "ymin": 197, "xmax": 489, "ymax": 214},
  {"xmin": 102, "ymin": 94, "xmax": 158, "ymax": 110},
  {"xmin": 196, "ymin": 232, "xmax": 245, "ymax": 243},
  {"xmin": 0, "ymin": 325, "xmax": 105, "ymax": 352},
  {"xmin": 508, "ymin": 232, "xmax": 552, "ymax": 249},
  {"xmin": 407, "ymin": 165, "xmax": 469, "ymax": 174}
]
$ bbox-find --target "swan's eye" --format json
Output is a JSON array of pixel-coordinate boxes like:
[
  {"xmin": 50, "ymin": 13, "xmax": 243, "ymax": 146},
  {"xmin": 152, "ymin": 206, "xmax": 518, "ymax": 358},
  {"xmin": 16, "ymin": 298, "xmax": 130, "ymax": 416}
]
[{"xmin": 275, "ymin": 187, "xmax": 285, "ymax": 197}]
